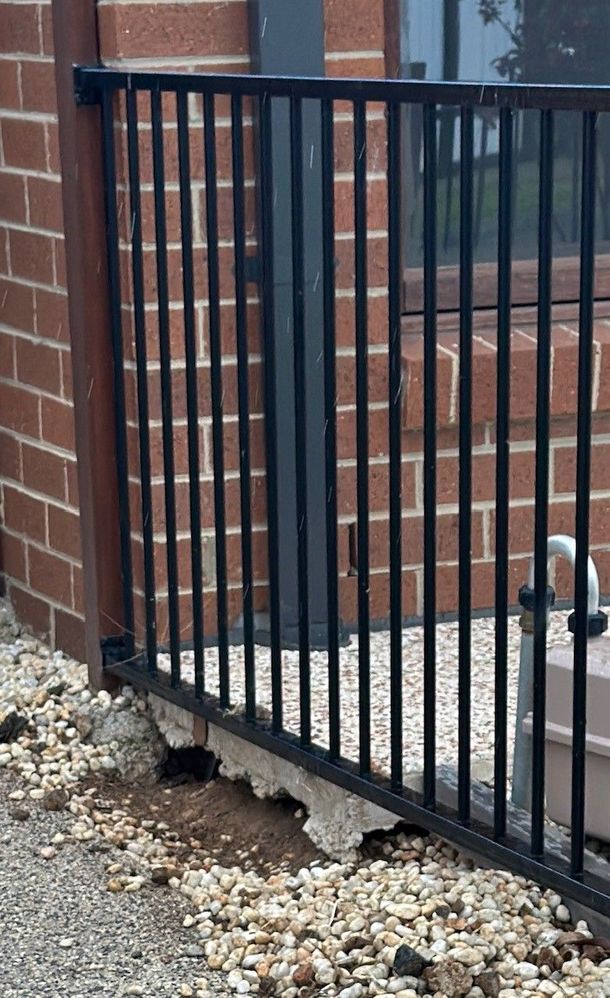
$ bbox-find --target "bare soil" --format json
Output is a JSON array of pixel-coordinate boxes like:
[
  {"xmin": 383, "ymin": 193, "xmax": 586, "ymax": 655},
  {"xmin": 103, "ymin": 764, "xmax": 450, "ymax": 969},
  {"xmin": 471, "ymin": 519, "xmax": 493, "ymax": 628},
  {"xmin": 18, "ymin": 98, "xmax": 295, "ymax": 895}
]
[{"xmin": 83, "ymin": 773, "xmax": 323, "ymax": 874}]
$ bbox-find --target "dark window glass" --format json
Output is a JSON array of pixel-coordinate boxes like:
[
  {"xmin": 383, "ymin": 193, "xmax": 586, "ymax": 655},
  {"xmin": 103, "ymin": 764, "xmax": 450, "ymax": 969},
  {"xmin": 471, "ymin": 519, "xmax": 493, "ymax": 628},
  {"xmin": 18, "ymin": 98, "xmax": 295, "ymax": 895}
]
[{"xmin": 400, "ymin": 0, "xmax": 610, "ymax": 311}]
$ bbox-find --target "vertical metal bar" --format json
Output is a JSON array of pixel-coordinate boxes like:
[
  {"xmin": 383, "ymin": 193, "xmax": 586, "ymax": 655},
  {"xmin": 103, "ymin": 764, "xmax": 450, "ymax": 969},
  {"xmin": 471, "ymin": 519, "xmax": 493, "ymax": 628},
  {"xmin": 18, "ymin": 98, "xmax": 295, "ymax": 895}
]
[
  {"xmin": 422, "ymin": 102, "xmax": 437, "ymax": 810},
  {"xmin": 458, "ymin": 104, "xmax": 474, "ymax": 825},
  {"xmin": 290, "ymin": 96, "xmax": 311, "ymax": 748},
  {"xmin": 151, "ymin": 89, "xmax": 180, "ymax": 684},
  {"xmin": 387, "ymin": 101, "xmax": 403, "ymax": 790},
  {"xmin": 571, "ymin": 110, "xmax": 597, "ymax": 879},
  {"xmin": 177, "ymin": 91, "xmax": 204, "ymax": 698},
  {"xmin": 531, "ymin": 108, "xmax": 554, "ymax": 859},
  {"xmin": 354, "ymin": 98, "xmax": 370, "ymax": 778},
  {"xmin": 321, "ymin": 97, "xmax": 340, "ymax": 760},
  {"xmin": 203, "ymin": 92, "xmax": 230, "ymax": 708},
  {"xmin": 494, "ymin": 106, "xmax": 513, "ymax": 840},
  {"xmin": 259, "ymin": 92, "xmax": 283, "ymax": 733},
  {"xmin": 125, "ymin": 89, "xmax": 155, "ymax": 673},
  {"xmin": 231, "ymin": 93, "xmax": 256, "ymax": 722}
]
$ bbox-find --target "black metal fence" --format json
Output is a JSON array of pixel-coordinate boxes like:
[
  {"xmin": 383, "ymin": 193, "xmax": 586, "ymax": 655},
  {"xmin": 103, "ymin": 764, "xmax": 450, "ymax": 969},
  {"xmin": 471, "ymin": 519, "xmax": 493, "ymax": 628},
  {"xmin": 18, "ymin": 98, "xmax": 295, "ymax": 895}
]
[{"xmin": 75, "ymin": 67, "xmax": 610, "ymax": 915}]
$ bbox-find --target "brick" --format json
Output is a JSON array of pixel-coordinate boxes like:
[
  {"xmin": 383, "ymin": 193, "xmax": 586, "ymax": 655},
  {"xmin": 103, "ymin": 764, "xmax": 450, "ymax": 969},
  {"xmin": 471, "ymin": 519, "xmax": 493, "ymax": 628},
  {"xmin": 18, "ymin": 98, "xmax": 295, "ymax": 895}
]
[
  {"xmin": 22, "ymin": 442, "xmax": 66, "ymax": 500},
  {"xmin": 334, "ymin": 177, "xmax": 388, "ymax": 236},
  {"xmin": 20, "ymin": 59, "xmax": 56, "ymax": 114},
  {"xmin": 54, "ymin": 607, "xmax": 86, "ymax": 660},
  {"xmin": 27, "ymin": 176, "xmax": 63, "ymax": 232},
  {"xmin": 324, "ymin": 0, "xmax": 385, "ymax": 52},
  {"xmin": 336, "ymin": 294, "xmax": 389, "ymax": 348},
  {"xmin": 0, "ymin": 4, "xmax": 40, "ymax": 54},
  {"xmin": 54, "ymin": 236, "xmax": 66, "ymax": 287},
  {"xmin": 1, "ymin": 117, "xmax": 47, "ymax": 171},
  {"xmin": 60, "ymin": 350, "xmax": 73, "ymax": 400},
  {"xmin": 71, "ymin": 563, "xmax": 84, "ymax": 614},
  {"xmin": 66, "ymin": 458, "xmax": 78, "ymax": 505},
  {"xmin": 0, "ymin": 171, "xmax": 27, "ymax": 224},
  {"xmin": 48, "ymin": 504, "xmax": 81, "ymax": 560},
  {"xmin": 337, "ymin": 460, "xmax": 418, "ymax": 518},
  {"xmin": 35, "ymin": 287, "xmax": 69, "ymax": 341},
  {"xmin": 402, "ymin": 336, "xmax": 456, "ymax": 430},
  {"xmin": 334, "ymin": 234, "xmax": 388, "ymax": 292},
  {"xmin": 594, "ymin": 320, "xmax": 610, "ymax": 412},
  {"xmin": 39, "ymin": 5, "xmax": 54, "ymax": 56},
  {"xmin": 8, "ymin": 583, "xmax": 51, "ymax": 636},
  {"xmin": 28, "ymin": 545, "xmax": 72, "ymax": 604},
  {"xmin": 0, "ymin": 382, "xmax": 39, "ymax": 436},
  {"xmin": 16, "ymin": 336, "xmax": 61, "ymax": 393},
  {"xmin": 0, "ymin": 529, "xmax": 27, "ymax": 581},
  {"xmin": 554, "ymin": 440, "xmax": 610, "ymax": 495},
  {"xmin": 551, "ymin": 326, "xmax": 579, "ymax": 416},
  {"xmin": 40, "ymin": 395, "xmax": 75, "ymax": 451},
  {"xmin": 333, "ymin": 116, "xmax": 387, "ymax": 176},
  {"xmin": 46, "ymin": 120, "xmax": 60, "ymax": 174},
  {"xmin": 326, "ymin": 56, "xmax": 386, "ymax": 78},
  {"xmin": 0, "ymin": 226, "xmax": 7, "ymax": 274},
  {"xmin": 0, "ymin": 276, "xmax": 35, "ymax": 332},
  {"xmin": 0, "ymin": 429, "xmax": 20, "ymax": 480},
  {"xmin": 98, "ymin": 2, "xmax": 249, "ymax": 59},
  {"xmin": 0, "ymin": 330, "xmax": 14, "ymax": 378},
  {"xmin": 336, "ymin": 350, "xmax": 389, "ymax": 407},
  {"xmin": 0, "ymin": 60, "xmax": 20, "ymax": 110},
  {"xmin": 338, "ymin": 569, "xmax": 418, "ymax": 624},
  {"xmin": 3, "ymin": 484, "xmax": 45, "ymax": 541},
  {"xmin": 9, "ymin": 228, "xmax": 54, "ymax": 283}
]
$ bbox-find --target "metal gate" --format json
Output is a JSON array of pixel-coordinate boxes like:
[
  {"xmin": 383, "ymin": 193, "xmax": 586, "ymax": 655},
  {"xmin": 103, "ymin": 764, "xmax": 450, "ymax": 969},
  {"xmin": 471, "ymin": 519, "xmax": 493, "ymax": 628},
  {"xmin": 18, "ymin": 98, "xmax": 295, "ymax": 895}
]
[{"xmin": 75, "ymin": 66, "xmax": 610, "ymax": 914}]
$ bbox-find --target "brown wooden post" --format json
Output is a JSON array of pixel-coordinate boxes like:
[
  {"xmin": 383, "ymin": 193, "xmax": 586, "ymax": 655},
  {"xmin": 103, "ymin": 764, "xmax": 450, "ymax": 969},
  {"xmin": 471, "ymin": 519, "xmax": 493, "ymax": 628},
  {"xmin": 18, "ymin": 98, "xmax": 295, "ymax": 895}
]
[{"xmin": 51, "ymin": 0, "xmax": 123, "ymax": 690}]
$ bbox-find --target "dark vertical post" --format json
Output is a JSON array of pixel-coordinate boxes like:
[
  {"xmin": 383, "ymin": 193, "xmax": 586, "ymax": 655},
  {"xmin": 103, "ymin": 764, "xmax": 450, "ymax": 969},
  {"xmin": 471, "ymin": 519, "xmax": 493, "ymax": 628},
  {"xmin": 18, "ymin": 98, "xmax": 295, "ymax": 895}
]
[
  {"xmin": 177, "ymin": 91, "xmax": 204, "ymax": 697},
  {"xmin": 494, "ymin": 106, "xmax": 513, "ymax": 840},
  {"xmin": 571, "ymin": 110, "xmax": 597, "ymax": 879},
  {"xmin": 354, "ymin": 99, "xmax": 370, "ymax": 779},
  {"xmin": 321, "ymin": 99, "xmax": 341, "ymax": 760},
  {"xmin": 387, "ymin": 101, "xmax": 403, "ymax": 790},
  {"xmin": 151, "ymin": 91, "xmax": 180, "ymax": 686},
  {"xmin": 100, "ymin": 91, "xmax": 135, "ymax": 665},
  {"xmin": 422, "ymin": 103, "xmax": 438, "ymax": 810},
  {"xmin": 248, "ymin": 0, "xmax": 339, "ymax": 649},
  {"xmin": 258, "ymin": 92, "xmax": 283, "ymax": 733},
  {"xmin": 290, "ymin": 96, "xmax": 311, "ymax": 748},
  {"xmin": 203, "ymin": 93, "xmax": 230, "ymax": 707},
  {"xmin": 458, "ymin": 104, "xmax": 473, "ymax": 825},
  {"xmin": 231, "ymin": 94, "xmax": 256, "ymax": 722},
  {"xmin": 531, "ymin": 109, "xmax": 554, "ymax": 859},
  {"xmin": 56, "ymin": 0, "xmax": 125, "ymax": 689},
  {"xmin": 126, "ymin": 89, "xmax": 157, "ymax": 675}
]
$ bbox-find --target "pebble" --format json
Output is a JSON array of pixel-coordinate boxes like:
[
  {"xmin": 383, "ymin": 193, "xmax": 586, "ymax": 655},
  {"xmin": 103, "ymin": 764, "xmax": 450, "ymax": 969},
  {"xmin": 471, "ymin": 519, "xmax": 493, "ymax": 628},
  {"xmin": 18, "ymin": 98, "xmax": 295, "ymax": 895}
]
[{"xmin": 0, "ymin": 599, "xmax": 608, "ymax": 998}]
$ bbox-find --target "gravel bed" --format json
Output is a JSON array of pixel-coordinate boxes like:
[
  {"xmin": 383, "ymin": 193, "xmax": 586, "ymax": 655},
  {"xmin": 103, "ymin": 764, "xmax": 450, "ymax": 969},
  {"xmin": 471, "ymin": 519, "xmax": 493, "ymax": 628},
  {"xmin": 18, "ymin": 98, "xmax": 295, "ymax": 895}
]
[
  {"xmin": 0, "ymin": 773, "xmax": 229, "ymax": 998},
  {"xmin": 160, "ymin": 612, "xmax": 574, "ymax": 778},
  {"xmin": 1, "ymin": 598, "xmax": 609, "ymax": 998}
]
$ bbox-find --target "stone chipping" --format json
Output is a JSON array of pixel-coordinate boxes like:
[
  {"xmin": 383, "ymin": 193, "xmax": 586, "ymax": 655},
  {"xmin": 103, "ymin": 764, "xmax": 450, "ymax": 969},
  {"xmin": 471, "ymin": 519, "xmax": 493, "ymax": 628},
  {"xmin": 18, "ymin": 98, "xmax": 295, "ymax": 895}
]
[{"xmin": 0, "ymin": 598, "xmax": 609, "ymax": 998}]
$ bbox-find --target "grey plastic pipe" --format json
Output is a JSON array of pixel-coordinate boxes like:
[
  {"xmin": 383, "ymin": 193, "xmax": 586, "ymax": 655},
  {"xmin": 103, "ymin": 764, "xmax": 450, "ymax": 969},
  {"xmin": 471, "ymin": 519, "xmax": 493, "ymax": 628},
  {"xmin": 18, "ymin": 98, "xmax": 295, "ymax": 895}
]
[{"xmin": 511, "ymin": 534, "xmax": 601, "ymax": 811}]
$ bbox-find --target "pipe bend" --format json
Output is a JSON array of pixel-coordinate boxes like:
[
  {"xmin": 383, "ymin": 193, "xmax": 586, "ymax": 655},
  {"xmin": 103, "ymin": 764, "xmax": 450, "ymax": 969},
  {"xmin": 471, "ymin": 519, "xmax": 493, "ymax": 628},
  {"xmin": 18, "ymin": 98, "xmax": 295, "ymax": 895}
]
[{"xmin": 527, "ymin": 533, "xmax": 600, "ymax": 617}]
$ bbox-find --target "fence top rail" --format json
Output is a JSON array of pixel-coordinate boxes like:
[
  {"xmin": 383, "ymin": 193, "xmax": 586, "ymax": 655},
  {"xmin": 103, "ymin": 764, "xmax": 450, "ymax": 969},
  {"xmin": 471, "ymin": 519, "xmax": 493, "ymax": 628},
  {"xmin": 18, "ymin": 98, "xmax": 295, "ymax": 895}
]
[{"xmin": 74, "ymin": 66, "xmax": 610, "ymax": 112}]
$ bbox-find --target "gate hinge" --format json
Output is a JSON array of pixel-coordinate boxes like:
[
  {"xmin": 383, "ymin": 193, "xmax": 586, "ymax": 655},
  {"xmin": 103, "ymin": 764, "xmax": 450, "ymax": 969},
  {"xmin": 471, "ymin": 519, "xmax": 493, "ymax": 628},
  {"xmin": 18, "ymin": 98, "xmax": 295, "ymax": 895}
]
[{"xmin": 101, "ymin": 635, "xmax": 129, "ymax": 668}]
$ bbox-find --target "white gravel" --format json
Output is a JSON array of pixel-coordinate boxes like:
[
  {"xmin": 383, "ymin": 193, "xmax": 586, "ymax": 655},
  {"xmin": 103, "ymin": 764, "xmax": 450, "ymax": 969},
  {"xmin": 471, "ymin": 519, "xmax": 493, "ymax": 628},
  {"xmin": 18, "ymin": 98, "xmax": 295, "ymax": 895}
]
[
  {"xmin": 160, "ymin": 612, "xmax": 574, "ymax": 779},
  {"xmin": 1, "ymin": 598, "xmax": 609, "ymax": 998}
]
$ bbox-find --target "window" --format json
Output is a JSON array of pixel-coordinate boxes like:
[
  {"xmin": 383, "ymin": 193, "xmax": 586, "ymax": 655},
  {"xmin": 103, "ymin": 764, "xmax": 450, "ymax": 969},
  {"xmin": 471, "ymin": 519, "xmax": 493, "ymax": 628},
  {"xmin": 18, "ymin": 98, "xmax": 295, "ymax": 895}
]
[{"xmin": 399, "ymin": 0, "xmax": 610, "ymax": 313}]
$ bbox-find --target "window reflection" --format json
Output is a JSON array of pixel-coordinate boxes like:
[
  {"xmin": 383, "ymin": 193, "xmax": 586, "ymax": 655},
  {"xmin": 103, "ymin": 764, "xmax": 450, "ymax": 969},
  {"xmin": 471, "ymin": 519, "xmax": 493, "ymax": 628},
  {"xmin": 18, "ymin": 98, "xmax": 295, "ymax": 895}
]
[{"xmin": 400, "ymin": 0, "xmax": 610, "ymax": 310}]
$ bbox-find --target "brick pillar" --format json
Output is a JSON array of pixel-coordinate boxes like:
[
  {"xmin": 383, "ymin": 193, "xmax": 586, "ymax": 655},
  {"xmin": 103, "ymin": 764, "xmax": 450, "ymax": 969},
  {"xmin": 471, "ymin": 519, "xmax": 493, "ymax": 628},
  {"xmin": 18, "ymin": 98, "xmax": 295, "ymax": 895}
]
[{"xmin": 0, "ymin": 0, "xmax": 85, "ymax": 657}]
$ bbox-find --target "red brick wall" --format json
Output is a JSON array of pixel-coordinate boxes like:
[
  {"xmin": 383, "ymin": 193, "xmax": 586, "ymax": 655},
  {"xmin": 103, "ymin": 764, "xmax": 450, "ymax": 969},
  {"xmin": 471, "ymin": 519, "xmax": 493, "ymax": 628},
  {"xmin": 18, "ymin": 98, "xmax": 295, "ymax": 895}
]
[
  {"xmin": 1, "ymin": 0, "xmax": 609, "ymax": 657},
  {"xmin": 0, "ymin": 0, "xmax": 84, "ymax": 656}
]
